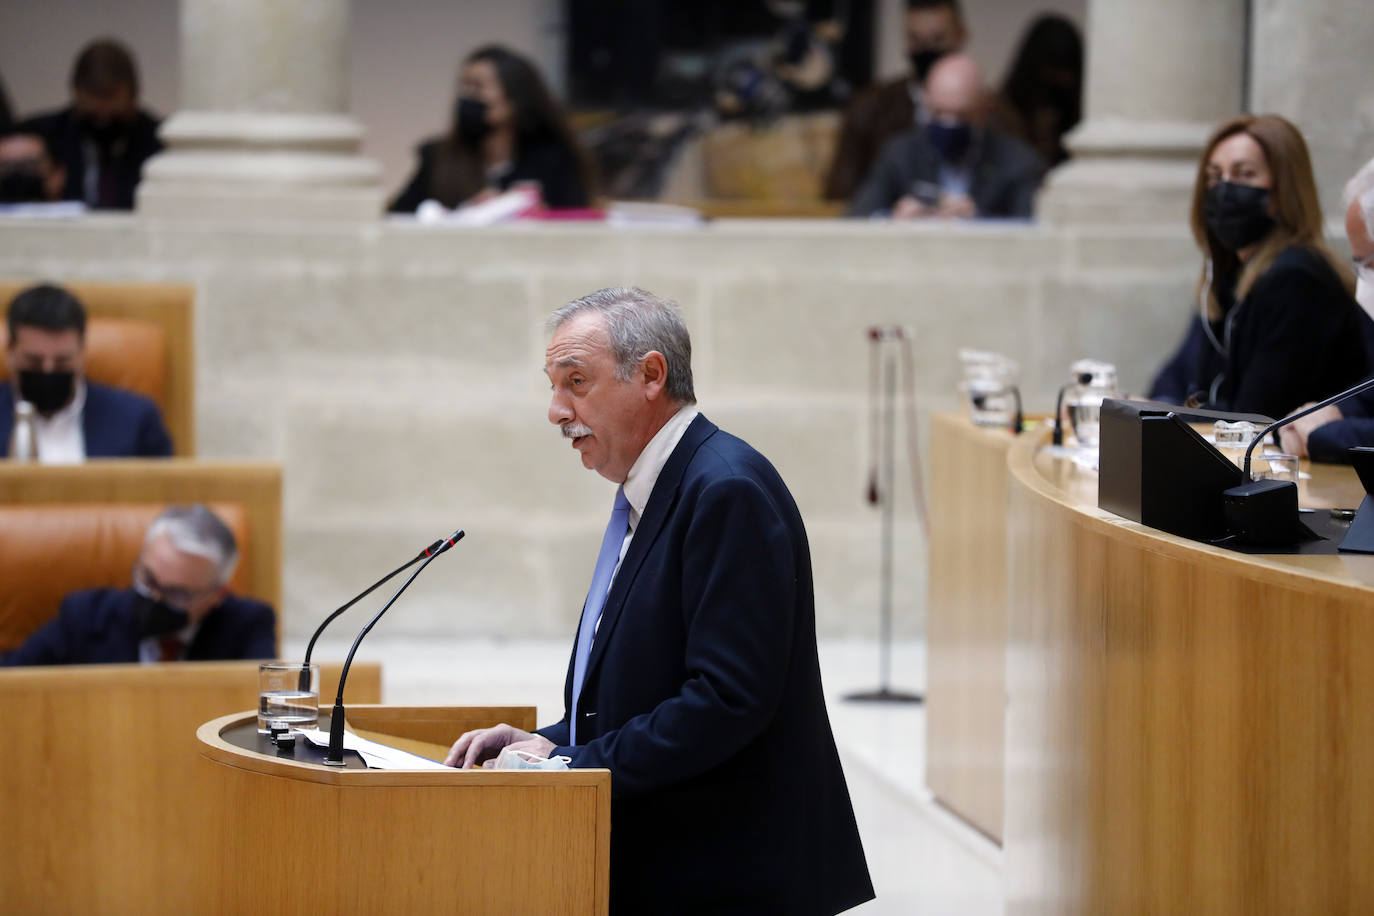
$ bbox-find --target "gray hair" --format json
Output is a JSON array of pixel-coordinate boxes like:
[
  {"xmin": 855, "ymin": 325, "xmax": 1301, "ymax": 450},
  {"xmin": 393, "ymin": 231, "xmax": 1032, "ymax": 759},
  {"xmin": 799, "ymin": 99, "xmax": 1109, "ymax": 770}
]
[
  {"xmin": 547, "ymin": 286, "xmax": 696, "ymax": 404},
  {"xmin": 1342, "ymin": 156, "xmax": 1374, "ymax": 239},
  {"xmin": 145, "ymin": 504, "xmax": 239, "ymax": 584}
]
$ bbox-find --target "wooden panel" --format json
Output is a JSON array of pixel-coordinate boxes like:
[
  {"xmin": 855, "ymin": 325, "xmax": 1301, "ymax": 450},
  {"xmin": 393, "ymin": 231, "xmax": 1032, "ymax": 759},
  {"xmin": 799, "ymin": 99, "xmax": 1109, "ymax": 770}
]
[
  {"xmin": 0, "ymin": 460, "xmax": 282, "ymax": 625},
  {"xmin": 0, "ymin": 280, "xmax": 195, "ymax": 456},
  {"xmin": 0, "ymin": 661, "xmax": 380, "ymax": 915},
  {"xmin": 925, "ymin": 411, "xmax": 1018, "ymax": 842},
  {"xmin": 195, "ymin": 710, "xmax": 611, "ymax": 915},
  {"xmin": 1003, "ymin": 427, "xmax": 1374, "ymax": 914}
]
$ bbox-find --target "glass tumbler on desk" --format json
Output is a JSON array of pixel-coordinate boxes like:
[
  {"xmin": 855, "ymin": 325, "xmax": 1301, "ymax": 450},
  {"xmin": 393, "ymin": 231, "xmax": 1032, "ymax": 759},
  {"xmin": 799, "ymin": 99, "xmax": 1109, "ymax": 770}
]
[{"xmin": 257, "ymin": 662, "xmax": 319, "ymax": 733}]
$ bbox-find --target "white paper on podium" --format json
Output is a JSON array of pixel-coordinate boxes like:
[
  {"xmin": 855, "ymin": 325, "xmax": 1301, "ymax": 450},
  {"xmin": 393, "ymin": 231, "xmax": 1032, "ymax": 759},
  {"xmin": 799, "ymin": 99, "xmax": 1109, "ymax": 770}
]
[{"xmin": 298, "ymin": 727, "xmax": 452, "ymax": 770}]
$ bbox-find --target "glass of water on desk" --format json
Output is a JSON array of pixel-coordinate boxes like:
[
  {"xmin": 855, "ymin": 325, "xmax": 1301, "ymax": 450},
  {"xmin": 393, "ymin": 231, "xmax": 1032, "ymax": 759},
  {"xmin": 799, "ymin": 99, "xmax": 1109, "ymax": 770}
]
[{"xmin": 258, "ymin": 662, "xmax": 319, "ymax": 733}]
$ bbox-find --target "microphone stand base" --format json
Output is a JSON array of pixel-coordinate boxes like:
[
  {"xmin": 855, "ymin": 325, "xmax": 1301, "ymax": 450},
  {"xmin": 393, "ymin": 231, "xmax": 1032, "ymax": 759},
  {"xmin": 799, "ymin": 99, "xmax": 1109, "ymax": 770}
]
[{"xmin": 844, "ymin": 688, "xmax": 924, "ymax": 704}]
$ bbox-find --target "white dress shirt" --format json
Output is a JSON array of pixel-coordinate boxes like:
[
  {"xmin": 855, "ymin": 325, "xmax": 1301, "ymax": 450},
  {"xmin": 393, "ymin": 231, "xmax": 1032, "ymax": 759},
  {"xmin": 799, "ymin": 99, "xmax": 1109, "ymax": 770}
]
[
  {"xmin": 594, "ymin": 404, "xmax": 699, "ymax": 634},
  {"xmin": 31, "ymin": 379, "xmax": 86, "ymax": 464}
]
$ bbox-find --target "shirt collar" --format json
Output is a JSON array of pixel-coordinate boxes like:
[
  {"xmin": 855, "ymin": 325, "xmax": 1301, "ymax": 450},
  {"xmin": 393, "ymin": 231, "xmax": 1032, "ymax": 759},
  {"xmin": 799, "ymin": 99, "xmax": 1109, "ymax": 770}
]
[{"xmin": 622, "ymin": 404, "xmax": 699, "ymax": 530}]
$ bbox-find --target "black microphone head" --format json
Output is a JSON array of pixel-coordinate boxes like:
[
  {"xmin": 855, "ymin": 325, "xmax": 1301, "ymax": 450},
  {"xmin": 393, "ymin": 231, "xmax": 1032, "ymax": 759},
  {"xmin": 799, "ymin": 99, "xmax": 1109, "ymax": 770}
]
[{"xmin": 425, "ymin": 529, "xmax": 466, "ymax": 557}]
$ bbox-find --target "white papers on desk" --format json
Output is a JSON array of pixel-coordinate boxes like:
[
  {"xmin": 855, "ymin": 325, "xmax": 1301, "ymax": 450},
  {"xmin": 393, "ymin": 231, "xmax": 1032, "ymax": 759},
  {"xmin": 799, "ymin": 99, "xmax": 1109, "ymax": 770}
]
[{"xmin": 298, "ymin": 727, "xmax": 451, "ymax": 770}]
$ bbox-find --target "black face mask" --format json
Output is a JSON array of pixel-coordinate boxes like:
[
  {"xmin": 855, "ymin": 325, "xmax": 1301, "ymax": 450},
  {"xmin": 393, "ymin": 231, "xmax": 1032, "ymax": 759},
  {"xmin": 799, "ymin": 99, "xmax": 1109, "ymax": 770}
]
[
  {"xmin": 0, "ymin": 168, "xmax": 48, "ymax": 204},
  {"xmin": 927, "ymin": 119, "xmax": 973, "ymax": 162},
  {"xmin": 17, "ymin": 369, "xmax": 76, "ymax": 415},
  {"xmin": 454, "ymin": 97, "xmax": 492, "ymax": 146},
  {"xmin": 132, "ymin": 590, "xmax": 190, "ymax": 638},
  {"xmin": 1204, "ymin": 181, "xmax": 1275, "ymax": 252},
  {"xmin": 910, "ymin": 48, "xmax": 947, "ymax": 83}
]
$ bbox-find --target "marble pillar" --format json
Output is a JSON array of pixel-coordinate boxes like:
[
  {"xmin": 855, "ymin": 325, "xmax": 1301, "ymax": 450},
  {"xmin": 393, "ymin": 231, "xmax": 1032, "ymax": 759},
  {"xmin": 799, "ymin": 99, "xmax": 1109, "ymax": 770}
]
[
  {"xmin": 1038, "ymin": 0, "xmax": 1247, "ymax": 225},
  {"xmin": 137, "ymin": 0, "xmax": 383, "ymax": 220},
  {"xmin": 1250, "ymin": 0, "xmax": 1374, "ymax": 224}
]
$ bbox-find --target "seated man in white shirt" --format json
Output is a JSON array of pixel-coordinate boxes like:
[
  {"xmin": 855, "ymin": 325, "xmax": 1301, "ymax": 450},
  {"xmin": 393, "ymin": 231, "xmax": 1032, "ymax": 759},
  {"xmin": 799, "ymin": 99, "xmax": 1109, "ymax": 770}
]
[{"xmin": 2, "ymin": 282, "xmax": 172, "ymax": 461}]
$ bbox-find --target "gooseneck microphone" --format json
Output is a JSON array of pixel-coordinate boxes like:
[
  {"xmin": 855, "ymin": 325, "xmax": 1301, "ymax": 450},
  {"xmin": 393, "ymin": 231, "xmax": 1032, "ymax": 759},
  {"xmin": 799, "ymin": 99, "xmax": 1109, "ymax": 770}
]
[
  {"xmin": 325, "ymin": 529, "xmax": 465, "ymax": 766},
  {"xmin": 1224, "ymin": 376, "xmax": 1374, "ymax": 545},
  {"xmin": 298, "ymin": 535, "xmax": 460, "ymax": 690},
  {"xmin": 1241, "ymin": 376, "xmax": 1374, "ymax": 480}
]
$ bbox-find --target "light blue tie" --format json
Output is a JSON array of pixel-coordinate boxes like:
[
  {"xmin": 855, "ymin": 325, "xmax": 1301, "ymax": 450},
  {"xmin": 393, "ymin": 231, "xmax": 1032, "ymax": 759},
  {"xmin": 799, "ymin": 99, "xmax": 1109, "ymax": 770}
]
[{"xmin": 569, "ymin": 486, "xmax": 630, "ymax": 746}]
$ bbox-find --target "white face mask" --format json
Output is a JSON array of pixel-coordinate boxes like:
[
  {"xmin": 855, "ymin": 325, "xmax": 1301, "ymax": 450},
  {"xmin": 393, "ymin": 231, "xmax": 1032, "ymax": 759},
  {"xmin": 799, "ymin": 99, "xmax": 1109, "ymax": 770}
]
[{"xmin": 1357, "ymin": 275, "xmax": 1374, "ymax": 319}]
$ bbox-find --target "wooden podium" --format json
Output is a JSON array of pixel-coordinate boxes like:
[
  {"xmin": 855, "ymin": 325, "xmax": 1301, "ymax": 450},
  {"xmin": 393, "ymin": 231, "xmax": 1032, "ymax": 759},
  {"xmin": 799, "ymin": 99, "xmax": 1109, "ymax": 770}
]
[{"xmin": 196, "ymin": 706, "xmax": 611, "ymax": 915}]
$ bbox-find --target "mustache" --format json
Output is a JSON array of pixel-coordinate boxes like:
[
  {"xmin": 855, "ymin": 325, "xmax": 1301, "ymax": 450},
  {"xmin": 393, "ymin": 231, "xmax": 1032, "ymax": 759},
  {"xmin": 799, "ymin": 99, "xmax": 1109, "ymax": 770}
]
[{"xmin": 561, "ymin": 423, "xmax": 593, "ymax": 439}]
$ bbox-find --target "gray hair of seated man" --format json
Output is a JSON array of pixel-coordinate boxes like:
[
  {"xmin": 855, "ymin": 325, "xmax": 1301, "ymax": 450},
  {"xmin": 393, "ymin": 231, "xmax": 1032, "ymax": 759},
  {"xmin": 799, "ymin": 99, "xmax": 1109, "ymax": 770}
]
[
  {"xmin": 145, "ymin": 503, "xmax": 239, "ymax": 585},
  {"xmin": 1342, "ymin": 156, "xmax": 1374, "ymax": 237},
  {"xmin": 547, "ymin": 286, "xmax": 697, "ymax": 405}
]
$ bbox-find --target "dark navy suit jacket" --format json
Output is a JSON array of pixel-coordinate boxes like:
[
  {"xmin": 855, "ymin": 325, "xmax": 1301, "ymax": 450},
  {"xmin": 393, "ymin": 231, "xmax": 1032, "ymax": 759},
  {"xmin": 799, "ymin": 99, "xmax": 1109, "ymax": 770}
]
[
  {"xmin": 0, "ymin": 381, "xmax": 173, "ymax": 458},
  {"xmin": 536, "ymin": 414, "xmax": 874, "ymax": 915},
  {"xmin": 0, "ymin": 588, "xmax": 276, "ymax": 666}
]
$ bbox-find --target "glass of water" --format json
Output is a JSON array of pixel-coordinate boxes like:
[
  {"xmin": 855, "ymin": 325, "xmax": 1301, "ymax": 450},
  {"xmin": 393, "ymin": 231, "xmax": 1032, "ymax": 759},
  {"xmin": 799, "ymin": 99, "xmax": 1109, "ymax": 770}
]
[{"xmin": 257, "ymin": 662, "xmax": 320, "ymax": 733}]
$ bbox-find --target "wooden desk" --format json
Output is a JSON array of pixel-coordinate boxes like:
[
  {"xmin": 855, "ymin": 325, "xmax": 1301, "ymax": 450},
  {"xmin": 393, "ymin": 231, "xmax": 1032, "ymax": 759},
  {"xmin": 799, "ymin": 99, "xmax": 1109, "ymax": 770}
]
[
  {"xmin": 0, "ymin": 661, "xmax": 380, "ymax": 915},
  {"xmin": 926, "ymin": 411, "xmax": 1020, "ymax": 842},
  {"xmin": 1003, "ymin": 426, "xmax": 1374, "ymax": 914}
]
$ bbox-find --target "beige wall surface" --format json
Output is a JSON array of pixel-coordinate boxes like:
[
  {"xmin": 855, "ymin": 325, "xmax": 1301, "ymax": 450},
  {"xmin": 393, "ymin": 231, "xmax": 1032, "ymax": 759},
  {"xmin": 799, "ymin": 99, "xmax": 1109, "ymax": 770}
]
[{"xmin": 0, "ymin": 215, "xmax": 1197, "ymax": 642}]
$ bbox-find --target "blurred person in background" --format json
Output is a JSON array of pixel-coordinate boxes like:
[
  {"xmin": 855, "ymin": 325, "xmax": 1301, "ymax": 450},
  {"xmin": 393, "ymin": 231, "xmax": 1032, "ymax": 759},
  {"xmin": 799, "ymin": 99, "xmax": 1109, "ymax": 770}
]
[
  {"xmin": 993, "ymin": 13, "xmax": 1083, "ymax": 169},
  {"xmin": 0, "ymin": 128, "xmax": 67, "ymax": 204},
  {"xmin": 1, "ymin": 505, "xmax": 276, "ymax": 666},
  {"xmin": 847, "ymin": 53, "xmax": 1042, "ymax": 219},
  {"xmin": 823, "ymin": 0, "xmax": 967, "ymax": 201},
  {"xmin": 19, "ymin": 38, "xmax": 163, "ymax": 210},
  {"xmin": 2, "ymin": 283, "xmax": 172, "ymax": 461},
  {"xmin": 1149, "ymin": 115, "xmax": 1367, "ymax": 420},
  {"xmin": 1278, "ymin": 157, "xmax": 1374, "ymax": 461},
  {"xmin": 389, "ymin": 45, "xmax": 594, "ymax": 213}
]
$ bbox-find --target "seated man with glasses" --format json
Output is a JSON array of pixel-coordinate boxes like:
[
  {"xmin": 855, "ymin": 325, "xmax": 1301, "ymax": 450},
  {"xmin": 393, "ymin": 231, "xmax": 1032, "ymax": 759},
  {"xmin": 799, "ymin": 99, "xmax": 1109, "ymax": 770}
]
[{"xmin": 1, "ymin": 504, "xmax": 276, "ymax": 666}]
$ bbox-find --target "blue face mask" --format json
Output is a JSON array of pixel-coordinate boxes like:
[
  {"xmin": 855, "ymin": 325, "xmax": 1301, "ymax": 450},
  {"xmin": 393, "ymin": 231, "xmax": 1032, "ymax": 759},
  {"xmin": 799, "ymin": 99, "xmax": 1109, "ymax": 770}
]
[{"xmin": 926, "ymin": 119, "xmax": 973, "ymax": 163}]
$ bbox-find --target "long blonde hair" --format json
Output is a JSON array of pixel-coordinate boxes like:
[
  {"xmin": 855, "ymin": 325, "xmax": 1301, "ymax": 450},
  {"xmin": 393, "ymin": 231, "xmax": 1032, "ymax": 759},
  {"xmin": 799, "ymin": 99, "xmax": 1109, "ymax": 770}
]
[{"xmin": 1190, "ymin": 114, "xmax": 1351, "ymax": 322}]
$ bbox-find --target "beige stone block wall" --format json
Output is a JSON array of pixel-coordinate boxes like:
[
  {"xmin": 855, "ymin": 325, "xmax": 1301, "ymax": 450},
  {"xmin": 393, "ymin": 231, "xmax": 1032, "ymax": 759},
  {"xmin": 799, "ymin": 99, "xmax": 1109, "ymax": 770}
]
[{"xmin": 0, "ymin": 217, "xmax": 1196, "ymax": 642}]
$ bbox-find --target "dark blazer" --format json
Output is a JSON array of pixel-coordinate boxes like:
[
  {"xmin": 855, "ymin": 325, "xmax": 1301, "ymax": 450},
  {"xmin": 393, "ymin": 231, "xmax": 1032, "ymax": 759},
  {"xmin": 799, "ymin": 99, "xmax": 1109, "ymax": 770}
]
[
  {"xmin": 388, "ymin": 136, "xmax": 589, "ymax": 213},
  {"xmin": 0, "ymin": 380, "xmax": 173, "ymax": 458},
  {"xmin": 848, "ymin": 123, "xmax": 1044, "ymax": 219},
  {"xmin": 19, "ymin": 106, "xmax": 164, "ymax": 210},
  {"xmin": 0, "ymin": 588, "xmax": 276, "ymax": 666},
  {"xmin": 537, "ymin": 414, "xmax": 874, "ymax": 915},
  {"xmin": 1150, "ymin": 246, "xmax": 1368, "ymax": 420}
]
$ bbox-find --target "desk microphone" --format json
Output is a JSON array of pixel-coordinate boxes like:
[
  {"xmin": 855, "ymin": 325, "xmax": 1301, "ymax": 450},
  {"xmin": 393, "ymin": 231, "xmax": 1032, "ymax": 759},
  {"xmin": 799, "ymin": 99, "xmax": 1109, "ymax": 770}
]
[
  {"xmin": 297, "ymin": 534, "xmax": 460, "ymax": 691},
  {"xmin": 325, "ymin": 528, "xmax": 465, "ymax": 766},
  {"xmin": 1224, "ymin": 376, "xmax": 1374, "ymax": 544}
]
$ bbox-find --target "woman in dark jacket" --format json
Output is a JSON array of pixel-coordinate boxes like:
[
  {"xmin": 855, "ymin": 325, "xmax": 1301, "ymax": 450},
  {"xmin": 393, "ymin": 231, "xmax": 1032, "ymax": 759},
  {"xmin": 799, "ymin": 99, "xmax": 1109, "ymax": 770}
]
[
  {"xmin": 389, "ymin": 45, "xmax": 593, "ymax": 213},
  {"xmin": 1150, "ymin": 114, "xmax": 1365, "ymax": 420}
]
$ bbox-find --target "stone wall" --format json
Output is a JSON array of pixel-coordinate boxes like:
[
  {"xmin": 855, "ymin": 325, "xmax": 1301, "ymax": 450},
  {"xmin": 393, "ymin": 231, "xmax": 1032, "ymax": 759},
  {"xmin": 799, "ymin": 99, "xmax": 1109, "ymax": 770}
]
[{"xmin": 0, "ymin": 216, "xmax": 1196, "ymax": 640}]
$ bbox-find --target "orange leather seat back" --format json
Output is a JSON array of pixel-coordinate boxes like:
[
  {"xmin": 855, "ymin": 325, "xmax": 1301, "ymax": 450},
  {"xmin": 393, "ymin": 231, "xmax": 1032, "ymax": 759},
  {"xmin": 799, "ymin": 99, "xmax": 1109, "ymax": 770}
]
[
  {"xmin": 0, "ymin": 503, "xmax": 249, "ymax": 652},
  {"xmin": 0, "ymin": 318, "xmax": 167, "ymax": 411}
]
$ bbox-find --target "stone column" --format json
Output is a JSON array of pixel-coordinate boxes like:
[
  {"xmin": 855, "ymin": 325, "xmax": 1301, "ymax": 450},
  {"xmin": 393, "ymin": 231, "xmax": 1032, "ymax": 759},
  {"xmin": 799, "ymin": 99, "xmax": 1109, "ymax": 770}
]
[
  {"xmin": 137, "ymin": 0, "xmax": 383, "ymax": 220},
  {"xmin": 1037, "ymin": 0, "xmax": 1247, "ymax": 225},
  {"xmin": 1250, "ymin": 0, "xmax": 1374, "ymax": 224}
]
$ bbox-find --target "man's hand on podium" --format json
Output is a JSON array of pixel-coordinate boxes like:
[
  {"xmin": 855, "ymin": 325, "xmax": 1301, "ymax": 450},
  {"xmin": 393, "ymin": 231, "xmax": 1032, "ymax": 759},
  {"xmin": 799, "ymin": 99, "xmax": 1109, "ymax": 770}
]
[{"xmin": 445, "ymin": 723, "xmax": 556, "ymax": 769}]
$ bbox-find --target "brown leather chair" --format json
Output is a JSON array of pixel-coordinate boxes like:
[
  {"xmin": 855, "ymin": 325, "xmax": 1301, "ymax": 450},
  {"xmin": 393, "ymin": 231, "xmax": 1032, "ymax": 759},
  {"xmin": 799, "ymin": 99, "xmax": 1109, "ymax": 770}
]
[
  {"xmin": 0, "ymin": 502, "xmax": 250, "ymax": 652},
  {"xmin": 0, "ymin": 281, "xmax": 195, "ymax": 455}
]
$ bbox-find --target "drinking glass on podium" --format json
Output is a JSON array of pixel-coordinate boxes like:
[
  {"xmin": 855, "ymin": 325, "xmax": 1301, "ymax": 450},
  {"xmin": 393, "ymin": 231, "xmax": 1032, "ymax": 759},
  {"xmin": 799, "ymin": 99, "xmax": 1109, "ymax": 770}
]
[{"xmin": 257, "ymin": 662, "xmax": 320, "ymax": 733}]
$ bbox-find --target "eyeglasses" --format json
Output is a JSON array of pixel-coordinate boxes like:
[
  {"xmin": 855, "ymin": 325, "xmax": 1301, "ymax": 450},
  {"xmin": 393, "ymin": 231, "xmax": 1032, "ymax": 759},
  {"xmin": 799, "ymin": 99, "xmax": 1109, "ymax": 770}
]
[{"xmin": 131, "ymin": 563, "xmax": 220, "ymax": 609}]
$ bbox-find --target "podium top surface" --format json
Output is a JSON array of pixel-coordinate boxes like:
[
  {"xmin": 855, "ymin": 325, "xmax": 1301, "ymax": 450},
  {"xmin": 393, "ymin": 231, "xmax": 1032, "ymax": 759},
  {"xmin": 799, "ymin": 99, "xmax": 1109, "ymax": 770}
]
[{"xmin": 198, "ymin": 708, "xmax": 611, "ymax": 788}]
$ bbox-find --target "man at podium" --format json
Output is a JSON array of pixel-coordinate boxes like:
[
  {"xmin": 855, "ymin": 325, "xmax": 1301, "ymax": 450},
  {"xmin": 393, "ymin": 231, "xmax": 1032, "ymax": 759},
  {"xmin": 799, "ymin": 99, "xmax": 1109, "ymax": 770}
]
[{"xmin": 446, "ymin": 288, "xmax": 875, "ymax": 914}]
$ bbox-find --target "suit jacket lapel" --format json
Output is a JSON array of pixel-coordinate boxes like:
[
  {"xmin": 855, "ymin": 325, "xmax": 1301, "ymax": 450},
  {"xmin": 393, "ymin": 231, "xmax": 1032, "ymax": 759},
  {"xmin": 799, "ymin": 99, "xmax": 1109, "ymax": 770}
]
[{"xmin": 580, "ymin": 413, "xmax": 717, "ymax": 687}]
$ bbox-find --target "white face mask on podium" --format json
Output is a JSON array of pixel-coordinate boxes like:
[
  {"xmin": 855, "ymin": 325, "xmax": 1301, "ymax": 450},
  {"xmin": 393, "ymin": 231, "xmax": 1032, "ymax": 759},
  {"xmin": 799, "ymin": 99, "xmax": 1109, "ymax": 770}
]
[
  {"xmin": 1356, "ymin": 276, "xmax": 1374, "ymax": 319},
  {"xmin": 493, "ymin": 747, "xmax": 571, "ymax": 770}
]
